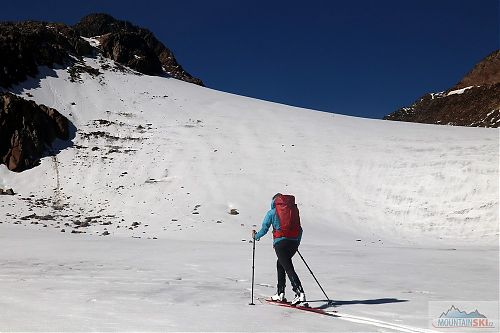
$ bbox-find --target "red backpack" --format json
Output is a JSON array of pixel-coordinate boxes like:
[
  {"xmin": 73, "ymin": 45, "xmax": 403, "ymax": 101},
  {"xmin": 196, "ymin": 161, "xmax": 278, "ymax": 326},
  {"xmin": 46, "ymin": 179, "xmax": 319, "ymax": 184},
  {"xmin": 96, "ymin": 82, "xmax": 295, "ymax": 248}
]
[{"xmin": 273, "ymin": 194, "xmax": 301, "ymax": 239}]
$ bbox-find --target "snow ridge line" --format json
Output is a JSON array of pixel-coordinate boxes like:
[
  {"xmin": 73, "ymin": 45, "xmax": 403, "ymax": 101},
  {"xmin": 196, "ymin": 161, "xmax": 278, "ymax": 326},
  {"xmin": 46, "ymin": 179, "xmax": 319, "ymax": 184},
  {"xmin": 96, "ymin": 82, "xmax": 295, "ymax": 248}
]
[{"xmin": 333, "ymin": 312, "xmax": 439, "ymax": 333}]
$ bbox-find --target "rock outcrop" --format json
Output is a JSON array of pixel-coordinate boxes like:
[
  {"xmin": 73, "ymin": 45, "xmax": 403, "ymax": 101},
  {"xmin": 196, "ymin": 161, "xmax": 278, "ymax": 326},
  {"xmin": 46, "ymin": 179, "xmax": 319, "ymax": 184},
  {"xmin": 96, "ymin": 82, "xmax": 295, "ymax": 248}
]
[
  {"xmin": 385, "ymin": 50, "xmax": 500, "ymax": 128},
  {"xmin": 99, "ymin": 32, "xmax": 163, "ymax": 75},
  {"xmin": 74, "ymin": 13, "xmax": 204, "ymax": 85},
  {"xmin": 0, "ymin": 92, "xmax": 70, "ymax": 172},
  {"xmin": 0, "ymin": 21, "xmax": 93, "ymax": 88}
]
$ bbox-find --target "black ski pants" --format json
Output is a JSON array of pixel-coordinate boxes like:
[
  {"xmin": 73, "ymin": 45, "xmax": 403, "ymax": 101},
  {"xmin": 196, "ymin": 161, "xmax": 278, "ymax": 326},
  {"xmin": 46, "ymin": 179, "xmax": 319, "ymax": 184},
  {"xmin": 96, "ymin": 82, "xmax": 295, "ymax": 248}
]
[{"xmin": 274, "ymin": 239, "xmax": 303, "ymax": 293}]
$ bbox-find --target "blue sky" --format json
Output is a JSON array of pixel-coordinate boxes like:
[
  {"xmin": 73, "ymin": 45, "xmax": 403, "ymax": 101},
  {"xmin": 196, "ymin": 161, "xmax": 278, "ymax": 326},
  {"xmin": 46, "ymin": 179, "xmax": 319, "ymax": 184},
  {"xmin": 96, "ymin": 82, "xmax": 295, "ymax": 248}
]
[{"xmin": 1, "ymin": 0, "xmax": 498, "ymax": 119}]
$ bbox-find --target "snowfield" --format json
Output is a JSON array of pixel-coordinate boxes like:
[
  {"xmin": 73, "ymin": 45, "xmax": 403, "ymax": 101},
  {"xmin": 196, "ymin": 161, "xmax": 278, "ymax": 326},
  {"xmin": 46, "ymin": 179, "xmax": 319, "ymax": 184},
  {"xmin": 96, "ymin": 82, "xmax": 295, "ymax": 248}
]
[{"xmin": 0, "ymin": 55, "xmax": 498, "ymax": 332}]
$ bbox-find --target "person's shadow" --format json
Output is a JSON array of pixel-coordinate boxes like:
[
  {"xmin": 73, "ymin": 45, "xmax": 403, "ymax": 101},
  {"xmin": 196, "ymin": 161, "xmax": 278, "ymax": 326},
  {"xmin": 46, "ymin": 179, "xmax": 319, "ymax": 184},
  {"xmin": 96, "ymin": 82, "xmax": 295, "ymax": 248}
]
[{"xmin": 310, "ymin": 298, "xmax": 408, "ymax": 309}]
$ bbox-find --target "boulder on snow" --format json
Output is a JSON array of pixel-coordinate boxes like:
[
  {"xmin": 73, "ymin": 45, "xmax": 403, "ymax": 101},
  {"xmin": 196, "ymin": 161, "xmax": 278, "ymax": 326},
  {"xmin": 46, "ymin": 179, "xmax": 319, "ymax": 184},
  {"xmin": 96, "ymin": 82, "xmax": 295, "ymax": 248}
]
[{"xmin": 0, "ymin": 188, "xmax": 14, "ymax": 195}]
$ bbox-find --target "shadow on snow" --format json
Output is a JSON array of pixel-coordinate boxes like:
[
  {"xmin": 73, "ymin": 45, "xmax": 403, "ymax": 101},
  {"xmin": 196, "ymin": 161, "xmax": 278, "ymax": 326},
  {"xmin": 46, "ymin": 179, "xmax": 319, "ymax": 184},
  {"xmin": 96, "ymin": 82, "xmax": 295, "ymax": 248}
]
[{"xmin": 310, "ymin": 298, "xmax": 409, "ymax": 310}]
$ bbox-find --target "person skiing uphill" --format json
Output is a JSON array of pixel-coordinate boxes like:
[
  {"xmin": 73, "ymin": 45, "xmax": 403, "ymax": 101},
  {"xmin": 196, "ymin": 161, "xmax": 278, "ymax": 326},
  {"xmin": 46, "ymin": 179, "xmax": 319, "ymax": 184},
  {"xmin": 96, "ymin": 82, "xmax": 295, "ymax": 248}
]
[{"xmin": 253, "ymin": 193, "xmax": 306, "ymax": 306}]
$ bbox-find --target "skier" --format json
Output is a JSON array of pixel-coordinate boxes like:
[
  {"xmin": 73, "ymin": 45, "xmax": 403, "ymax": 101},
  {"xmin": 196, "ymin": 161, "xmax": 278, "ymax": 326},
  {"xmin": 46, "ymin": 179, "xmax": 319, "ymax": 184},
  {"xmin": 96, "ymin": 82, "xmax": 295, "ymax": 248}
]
[{"xmin": 253, "ymin": 193, "xmax": 306, "ymax": 305}]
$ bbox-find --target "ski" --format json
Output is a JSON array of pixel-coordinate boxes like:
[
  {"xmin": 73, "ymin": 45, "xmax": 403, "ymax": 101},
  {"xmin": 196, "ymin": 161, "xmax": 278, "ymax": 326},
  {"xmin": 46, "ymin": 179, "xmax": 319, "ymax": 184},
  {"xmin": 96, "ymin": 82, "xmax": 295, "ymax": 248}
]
[{"xmin": 260, "ymin": 298, "xmax": 338, "ymax": 317}]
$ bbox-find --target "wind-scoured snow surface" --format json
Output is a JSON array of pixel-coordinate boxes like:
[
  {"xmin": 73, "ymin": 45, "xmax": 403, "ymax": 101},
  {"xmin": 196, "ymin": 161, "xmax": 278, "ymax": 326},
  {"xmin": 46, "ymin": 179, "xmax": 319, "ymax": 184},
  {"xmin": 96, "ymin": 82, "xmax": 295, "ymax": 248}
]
[{"xmin": 0, "ymin": 55, "xmax": 498, "ymax": 332}]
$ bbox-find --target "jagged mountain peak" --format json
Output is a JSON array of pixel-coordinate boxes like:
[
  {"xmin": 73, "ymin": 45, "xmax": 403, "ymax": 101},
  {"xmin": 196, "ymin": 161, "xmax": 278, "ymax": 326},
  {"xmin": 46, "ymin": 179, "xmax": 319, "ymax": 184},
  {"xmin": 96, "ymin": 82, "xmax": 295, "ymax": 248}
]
[{"xmin": 74, "ymin": 13, "xmax": 134, "ymax": 36}]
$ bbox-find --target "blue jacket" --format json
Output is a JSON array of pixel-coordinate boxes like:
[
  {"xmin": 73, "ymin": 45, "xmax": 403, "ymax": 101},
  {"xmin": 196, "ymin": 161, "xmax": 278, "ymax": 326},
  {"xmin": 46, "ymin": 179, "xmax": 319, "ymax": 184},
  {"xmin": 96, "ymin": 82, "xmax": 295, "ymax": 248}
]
[{"xmin": 255, "ymin": 199, "xmax": 302, "ymax": 245}]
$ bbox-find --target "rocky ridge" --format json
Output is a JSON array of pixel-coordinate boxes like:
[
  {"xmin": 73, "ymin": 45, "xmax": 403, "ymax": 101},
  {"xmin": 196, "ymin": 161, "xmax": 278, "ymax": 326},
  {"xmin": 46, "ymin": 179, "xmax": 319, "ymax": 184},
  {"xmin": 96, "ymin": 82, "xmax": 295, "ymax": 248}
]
[
  {"xmin": 0, "ymin": 14, "xmax": 203, "ymax": 88},
  {"xmin": 384, "ymin": 50, "xmax": 500, "ymax": 128}
]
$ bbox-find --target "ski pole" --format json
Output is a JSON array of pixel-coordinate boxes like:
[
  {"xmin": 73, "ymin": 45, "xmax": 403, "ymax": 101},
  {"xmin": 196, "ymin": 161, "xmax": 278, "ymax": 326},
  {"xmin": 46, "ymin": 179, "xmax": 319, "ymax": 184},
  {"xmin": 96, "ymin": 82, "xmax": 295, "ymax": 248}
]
[
  {"xmin": 297, "ymin": 250, "xmax": 332, "ymax": 304},
  {"xmin": 249, "ymin": 230, "xmax": 256, "ymax": 305}
]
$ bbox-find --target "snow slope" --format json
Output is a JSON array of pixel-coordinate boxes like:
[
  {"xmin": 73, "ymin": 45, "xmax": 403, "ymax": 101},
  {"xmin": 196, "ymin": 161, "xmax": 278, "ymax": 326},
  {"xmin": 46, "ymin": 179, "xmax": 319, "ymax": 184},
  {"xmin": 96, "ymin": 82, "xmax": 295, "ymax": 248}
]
[{"xmin": 0, "ymin": 54, "xmax": 498, "ymax": 331}]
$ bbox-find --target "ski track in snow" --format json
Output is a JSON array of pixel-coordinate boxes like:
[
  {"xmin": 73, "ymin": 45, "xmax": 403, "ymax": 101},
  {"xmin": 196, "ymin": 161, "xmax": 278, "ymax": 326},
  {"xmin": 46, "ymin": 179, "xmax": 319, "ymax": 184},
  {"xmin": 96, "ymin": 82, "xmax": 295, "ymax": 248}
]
[
  {"xmin": 261, "ymin": 298, "xmax": 439, "ymax": 333},
  {"xmin": 333, "ymin": 312, "xmax": 441, "ymax": 333}
]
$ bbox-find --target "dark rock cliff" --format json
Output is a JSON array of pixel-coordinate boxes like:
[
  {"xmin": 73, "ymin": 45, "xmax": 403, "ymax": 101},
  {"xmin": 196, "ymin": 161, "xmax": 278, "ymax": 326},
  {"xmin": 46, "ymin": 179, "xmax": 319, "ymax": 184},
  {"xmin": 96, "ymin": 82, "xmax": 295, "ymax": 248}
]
[{"xmin": 0, "ymin": 92, "xmax": 70, "ymax": 172}]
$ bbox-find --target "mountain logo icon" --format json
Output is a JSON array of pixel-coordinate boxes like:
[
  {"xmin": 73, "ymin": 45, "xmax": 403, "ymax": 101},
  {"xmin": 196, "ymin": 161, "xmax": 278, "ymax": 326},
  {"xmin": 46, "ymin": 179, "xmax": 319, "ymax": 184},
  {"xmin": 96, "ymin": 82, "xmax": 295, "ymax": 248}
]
[
  {"xmin": 439, "ymin": 305, "xmax": 487, "ymax": 319},
  {"xmin": 432, "ymin": 305, "xmax": 495, "ymax": 329}
]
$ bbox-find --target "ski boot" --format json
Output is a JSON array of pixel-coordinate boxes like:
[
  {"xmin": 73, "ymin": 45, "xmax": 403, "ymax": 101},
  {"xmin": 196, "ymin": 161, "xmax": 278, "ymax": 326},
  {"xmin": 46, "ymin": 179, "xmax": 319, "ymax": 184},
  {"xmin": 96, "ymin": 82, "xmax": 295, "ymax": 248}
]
[
  {"xmin": 291, "ymin": 285, "xmax": 306, "ymax": 306},
  {"xmin": 270, "ymin": 285, "xmax": 286, "ymax": 302}
]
